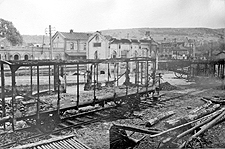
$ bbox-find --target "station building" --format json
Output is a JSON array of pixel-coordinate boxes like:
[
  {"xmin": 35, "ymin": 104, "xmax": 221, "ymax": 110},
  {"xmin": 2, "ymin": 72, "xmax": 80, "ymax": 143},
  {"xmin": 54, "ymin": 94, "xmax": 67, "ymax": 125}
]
[
  {"xmin": 86, "ymin": 31, "xmax": 158, "ymax": 73},
  {"xmin": 0, "ymin": 30, "xmax": 91, "ymax": 61}
]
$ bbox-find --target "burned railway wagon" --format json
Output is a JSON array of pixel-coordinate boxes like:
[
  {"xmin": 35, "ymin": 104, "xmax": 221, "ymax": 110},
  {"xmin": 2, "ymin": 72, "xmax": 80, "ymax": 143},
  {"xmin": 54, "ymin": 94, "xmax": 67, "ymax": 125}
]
[
  {"xmin": 159, "ymin": 59, "xmax": 225, "ymax": 80},
  {"xmin": 0, "ymin": 57, "xmax": 158, "ymax": 134}
]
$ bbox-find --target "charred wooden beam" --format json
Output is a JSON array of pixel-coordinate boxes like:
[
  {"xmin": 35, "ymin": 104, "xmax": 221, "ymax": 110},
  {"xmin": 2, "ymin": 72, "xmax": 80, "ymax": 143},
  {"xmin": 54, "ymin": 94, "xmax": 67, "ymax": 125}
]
[{"xmin": 145, "ymin": 111, "xmax": 175, "ymax": 127}]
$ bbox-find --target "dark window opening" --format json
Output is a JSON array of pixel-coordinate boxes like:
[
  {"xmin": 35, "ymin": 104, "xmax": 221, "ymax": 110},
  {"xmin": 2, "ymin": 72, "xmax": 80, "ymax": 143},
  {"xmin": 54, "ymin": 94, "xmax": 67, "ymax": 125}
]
[
  {"xmin": 100, "ymin": 71, "xmax": 105, "ymax": 74},
  {"xmin": 14, "ymin": 55, "xmax": 19, "ymax": 60},
  {"xmin": 112, "ymin": 51, "xmax": 117, "ymax": 58},
  {"xmin": 93, "ymin": 43, "xmax": 101, "ymax": 47},
  {"xmin": 24, "ymin": 55, "xmax": 29, "ymax": 60},
  {"xmin": 94, "ymin": 51, "xmax": 98, "ymax": 59}
]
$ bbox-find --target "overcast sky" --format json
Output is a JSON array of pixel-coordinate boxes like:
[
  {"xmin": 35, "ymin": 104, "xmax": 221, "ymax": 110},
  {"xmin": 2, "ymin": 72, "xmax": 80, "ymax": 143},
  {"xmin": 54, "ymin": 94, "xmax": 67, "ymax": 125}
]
[{"xmin": 0, "ymin": 0, "xmax": 225, "ymax": 35}]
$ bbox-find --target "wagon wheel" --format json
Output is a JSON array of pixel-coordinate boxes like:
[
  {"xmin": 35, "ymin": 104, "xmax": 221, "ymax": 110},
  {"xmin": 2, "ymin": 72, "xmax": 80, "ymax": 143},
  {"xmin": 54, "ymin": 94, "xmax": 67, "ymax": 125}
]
[
  {"xmin": 112, "ymin": 93, "xmax": 123, "ymax": 106},
  {"xmin": 38, "ymin": 114, "xmax": 60, "ymax": 133},
  {"xmin": 184, "ymin": 137, "xmax": 204, "ymax": 149},
  {"xmin": 114, "ymin": 97, "xmax": 124, "ymax": 106},
  {"xmin": 174, "ymin": 68, "xmax": 184, "ymax": 79}
]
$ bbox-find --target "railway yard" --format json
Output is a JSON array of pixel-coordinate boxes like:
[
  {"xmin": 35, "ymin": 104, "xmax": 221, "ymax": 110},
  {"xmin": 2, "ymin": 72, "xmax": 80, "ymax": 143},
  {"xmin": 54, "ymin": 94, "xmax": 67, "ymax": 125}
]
[{"xmin": 0, "ymin": 58, "xmax": 225, "ymax": 149}]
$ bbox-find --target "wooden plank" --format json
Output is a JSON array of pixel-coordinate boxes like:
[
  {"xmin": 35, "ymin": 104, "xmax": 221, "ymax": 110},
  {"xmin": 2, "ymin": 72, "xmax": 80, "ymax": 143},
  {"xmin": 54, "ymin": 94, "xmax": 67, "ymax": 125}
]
[
  {"xmin": 66, "ymin": 120, "xmax": 79, "ymax": 125},
  {"xmin": 145, "ymin": 111, "xmax": 175, "ymax": 127}
]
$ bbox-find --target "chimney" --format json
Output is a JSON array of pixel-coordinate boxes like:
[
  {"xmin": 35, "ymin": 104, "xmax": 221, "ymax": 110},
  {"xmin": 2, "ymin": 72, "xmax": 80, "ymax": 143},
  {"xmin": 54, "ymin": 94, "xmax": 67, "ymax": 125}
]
[
  {"xmin": 96, "ymin": 31, "xmax": 101, "ymax": 34},
  {"xmin": 70, "ymin": 29, "xmax": 73, "ymax": 33}
]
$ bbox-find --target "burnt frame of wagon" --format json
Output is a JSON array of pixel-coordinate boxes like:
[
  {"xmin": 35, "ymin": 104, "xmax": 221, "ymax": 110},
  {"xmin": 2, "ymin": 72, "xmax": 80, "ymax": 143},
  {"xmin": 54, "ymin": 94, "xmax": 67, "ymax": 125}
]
[
  {"xmin": 160, "ymin": 59, "xmax": 225, "ymax": 80},
  {"xmin": 0, "ymin": 57, "xmax": 156, "ymax": 132}
]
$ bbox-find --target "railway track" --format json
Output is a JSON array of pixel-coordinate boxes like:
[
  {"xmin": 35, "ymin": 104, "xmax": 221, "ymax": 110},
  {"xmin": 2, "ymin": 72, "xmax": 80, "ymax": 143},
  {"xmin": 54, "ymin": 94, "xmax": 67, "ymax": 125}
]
[
  {"xmin": 1, "ymin": 88, "xmax": 209, "ymax": 149},
  {"xmin": 0, "ymin": 105, "xmax": 117, "ymax": 149}
]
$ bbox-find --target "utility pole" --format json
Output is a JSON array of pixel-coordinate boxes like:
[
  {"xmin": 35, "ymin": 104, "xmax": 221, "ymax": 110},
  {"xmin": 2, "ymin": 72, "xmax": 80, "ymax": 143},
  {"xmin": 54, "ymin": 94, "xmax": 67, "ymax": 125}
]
[
  {"xmin": 45, "ymin": 25, "xmax": 55, "ymax": 60},
  {"xmin": 49, "ymin": 25, "xmax": 53, "ymax": 60}
]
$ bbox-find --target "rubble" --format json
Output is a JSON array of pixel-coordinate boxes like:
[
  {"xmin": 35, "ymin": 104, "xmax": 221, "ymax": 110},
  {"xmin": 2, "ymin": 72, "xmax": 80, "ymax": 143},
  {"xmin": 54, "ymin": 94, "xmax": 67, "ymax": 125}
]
[{"xmin": 160, "ymin": 82, "xmax": 178, "ymax": 91}]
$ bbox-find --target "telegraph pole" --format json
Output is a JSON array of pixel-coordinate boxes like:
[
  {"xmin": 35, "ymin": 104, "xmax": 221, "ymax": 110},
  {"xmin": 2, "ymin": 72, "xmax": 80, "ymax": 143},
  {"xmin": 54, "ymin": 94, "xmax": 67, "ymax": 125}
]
[
  {"xmin": 49, "ymin": 25, "xmax": 53, "ymax": 60},
  {"xmin": 45, "ymin": 25, "xmax": 55, "ymax": 60}
]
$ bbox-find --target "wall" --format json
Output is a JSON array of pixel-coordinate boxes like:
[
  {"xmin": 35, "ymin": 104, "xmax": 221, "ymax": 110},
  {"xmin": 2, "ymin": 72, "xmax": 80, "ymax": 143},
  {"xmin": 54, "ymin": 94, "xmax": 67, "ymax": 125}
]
[{"xmin": 88, "ymin": 34, "xmax": 109, "ymax": 59}]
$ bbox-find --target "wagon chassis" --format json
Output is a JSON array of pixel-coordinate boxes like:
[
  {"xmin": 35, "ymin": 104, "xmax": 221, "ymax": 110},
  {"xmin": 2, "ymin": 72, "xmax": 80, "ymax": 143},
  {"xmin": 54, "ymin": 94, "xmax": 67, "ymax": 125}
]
[{"xmin": 0, "ymin": 57, "xmax": 158, "ymax": 145}]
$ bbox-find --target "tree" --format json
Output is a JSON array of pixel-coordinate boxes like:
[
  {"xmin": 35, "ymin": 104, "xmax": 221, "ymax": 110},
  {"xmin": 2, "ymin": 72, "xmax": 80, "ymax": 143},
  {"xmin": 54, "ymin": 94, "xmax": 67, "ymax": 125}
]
[{"xmin": 0, "ymin": 18, "xmax": 23, "ymax": 46}]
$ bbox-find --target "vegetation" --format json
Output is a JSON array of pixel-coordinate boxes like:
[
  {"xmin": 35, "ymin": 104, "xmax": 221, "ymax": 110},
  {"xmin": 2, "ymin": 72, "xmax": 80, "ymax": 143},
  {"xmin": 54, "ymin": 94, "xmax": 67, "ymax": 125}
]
[{"xmin": 0, "ymin": 18, "xmax": 23, "ymax": 46}]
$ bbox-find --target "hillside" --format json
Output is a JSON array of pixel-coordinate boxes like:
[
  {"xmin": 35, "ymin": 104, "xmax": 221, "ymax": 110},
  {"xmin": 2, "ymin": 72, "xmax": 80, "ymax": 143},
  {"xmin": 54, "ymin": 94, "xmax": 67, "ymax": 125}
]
[
  {"xmin": 22, "ymin": 28, "xmax": 225, "ymax": 45},
  {"xmin": 100, "ymin": 28, "xmax": 225, "ymax": 43}
]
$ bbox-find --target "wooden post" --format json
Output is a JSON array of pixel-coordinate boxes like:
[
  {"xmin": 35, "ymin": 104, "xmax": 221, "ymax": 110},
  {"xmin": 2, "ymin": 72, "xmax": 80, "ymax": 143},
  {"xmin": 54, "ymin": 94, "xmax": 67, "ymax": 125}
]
[
  {"xmin": 125, "ymin": 61, "xmax": 129, "ymax": 98},
  {"xmin": 141, "ymin": 62, "xmax": 143, "ymax": 85},
  {"xmin": 49, "ymin": 65, "xmax": 51, "ymax": 94},
  {"xmin": 136, "ymin": 60, "xmax": 139, "ymax": 94},
  {"xmin": 53, "ymin": 64, "xmax": 57, "ymax": 92},
  {"xmin": 93, "ymin": 63, "xmax": 96, "ymax": 104},
  {"xmin": 36, "ymin": 65, "xmax": 40, "ymax": 125},
  {"xmin": 107, "ymin": 63, "xmax": 110, "ymax": 82},
  {"xmin": 96, "ymin": 64, "xmax": 99, "ymax": 85},
  {"xmin": 117, "ymin": 63, "xmax": 119, "ymax": 86},
  {"xmin": 146, "ymin": 60, "xmax": 149, "ymax": 99},
  {"xmin": 1, "ymin": 63, "xmax": 6, "ymax": 130},
  {"xmin": 77, "ymin": 64, "xmax": 79, "ymax": 109},
  {"xmin": 57, "ymin": 65, "xmax": 60, "ymax": 114},
  {"xmin": 11, "ymin": 68, "xmax": 16, "ymax": 131},
  {"xmin": 30, "ymin": 66, "xmax": 33, "ymax": 95}
]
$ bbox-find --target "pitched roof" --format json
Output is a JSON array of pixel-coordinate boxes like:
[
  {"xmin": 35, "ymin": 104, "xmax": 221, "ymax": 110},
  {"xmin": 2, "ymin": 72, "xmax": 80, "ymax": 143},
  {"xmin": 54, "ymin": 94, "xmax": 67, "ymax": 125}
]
[
  {"xmin": 59, "ymin": 32, "xmax": 91, "ymax": 40},
  {"xmin": 131, "ymin": 39, "xmax": 139, "ymax": 44},
  {"xmin": 120, "ymin": 38, "xmax": 131, "ymax": 43},
  {"xmin": 140, "ymin": 39, "xmax": 152, "ymax": 43}
]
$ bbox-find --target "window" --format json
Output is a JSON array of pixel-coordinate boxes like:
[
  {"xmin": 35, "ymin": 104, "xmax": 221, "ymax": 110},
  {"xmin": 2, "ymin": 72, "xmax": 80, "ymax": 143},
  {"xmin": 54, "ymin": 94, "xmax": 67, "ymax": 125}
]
[
  {"xmin": 24, "ymin": 55, "xmax": 29, "ymax": 60},
  {"xmin": 112, "ymin": 51, "xmax": 117, "ymax": 58},
  {"xmin": 93, "ymin": 43, "xmax": 101, "ymax": 47},
  {"xmin": 121, "ymin": 50, "xmax": 128, "ymax": 58},
  {"xmin": 70, "ymin": 42, "xmax": 74, "ymax": 50},
  {"xmin": 14, "ymin": 55, "xmax": 19, "ymax": 60},
  {"xmin": 94, "ymin": 51, "xmax": 98, "ymax": 59}
]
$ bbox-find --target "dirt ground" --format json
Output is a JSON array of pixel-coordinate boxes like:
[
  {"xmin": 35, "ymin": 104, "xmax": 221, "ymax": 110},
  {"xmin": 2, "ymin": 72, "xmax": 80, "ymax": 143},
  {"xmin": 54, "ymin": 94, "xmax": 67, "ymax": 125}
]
[
  {"xmin": 60, "ymin": 71, "xmax": 225, "ymax": 149},
  {"xmin": 2, "ymin": 71, "xmax": 225, "ymax": 148}
]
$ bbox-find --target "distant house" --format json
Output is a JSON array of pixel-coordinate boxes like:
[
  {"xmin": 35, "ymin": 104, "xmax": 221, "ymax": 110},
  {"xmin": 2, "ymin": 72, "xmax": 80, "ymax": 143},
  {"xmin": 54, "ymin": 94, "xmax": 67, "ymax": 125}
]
[
  {"xmin": 52, "ymin": 30, "xmax": 91, "ymax": 60},
  {"xmin": 158, "ymin": 39, "xmax": 191, "ymax": 60},
  {"xmin": 0, "ymin": 45, "xmax": 51, "ymax": 61},
  {"xmin": 86, "ymin": 31, "xmax": 111, "ymax": 59},
  {"xmin": 87, "ymin": 31, "xmax": 158, "ymax": 72},
  {"xmin": 87, "ymin": 31, "xmax": 158, "ymax": 60}
]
